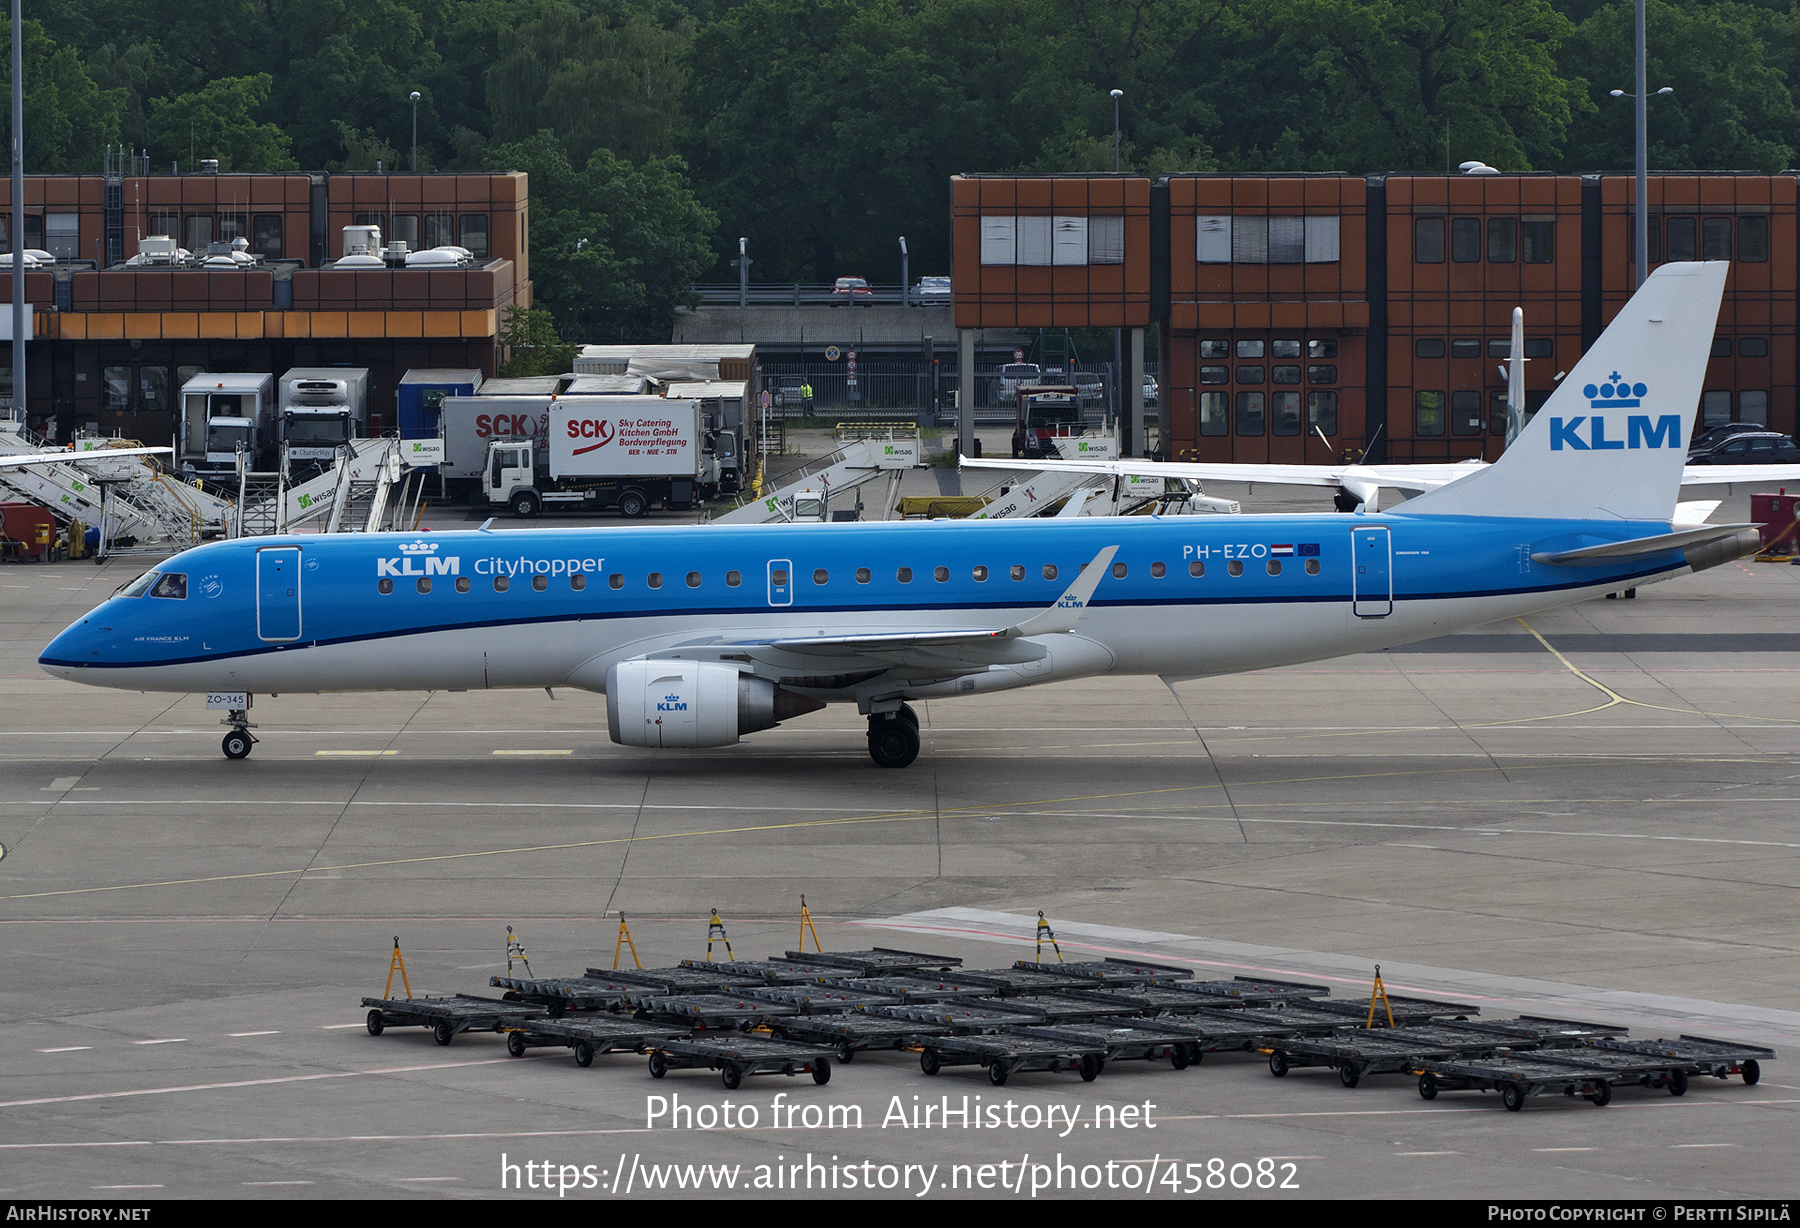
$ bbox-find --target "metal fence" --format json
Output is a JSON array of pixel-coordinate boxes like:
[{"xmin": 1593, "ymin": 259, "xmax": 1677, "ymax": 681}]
[
  {"xmin": 691, "ymin": 282, "xmax": 946, "ymax": 308},
  {"xmin": 758, "ymin": 360, "xmax": 1158, "ymax": 423}
]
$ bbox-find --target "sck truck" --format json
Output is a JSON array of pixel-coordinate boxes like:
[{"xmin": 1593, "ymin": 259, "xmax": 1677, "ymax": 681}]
[{"xmin": 485, "ymin": 398, "xmax": 736, "ymax": 518}]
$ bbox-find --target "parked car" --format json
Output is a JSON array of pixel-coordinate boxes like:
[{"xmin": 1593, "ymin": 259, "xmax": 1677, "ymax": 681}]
[
  {"xmin": 913, "ymin": 275, "xmax": 951, "ymax": 299},
  {"xmin": 771, "ymin": 375, "xmax": 806, "ymax": 407},
  {"xmin": 993, "ymin": 362, "xmax": 1042, "ymax": 403},
  {"xmin": 1688, "ymin": 422, "xmax": 1770, "ymax": 455},
  {"xmin": 1142, "ymin": 375, "xmax": 1159, "ymax": 406},
  {"xmin": 1687, "ymin": 431, "xmax": 1800, "ymax": 465},
  {"xmin": 830, "ymin": 276, "xmax": 872, "ymax": 305},
  {"xmin": 1072, "ymin": 370, "xmax": 1107, "ymax": 407}
]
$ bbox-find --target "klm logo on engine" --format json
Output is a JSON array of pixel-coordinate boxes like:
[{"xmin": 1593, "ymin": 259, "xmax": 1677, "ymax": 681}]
[
  {"xmin": 1549, "ymin": 373, "xmax": 1680, "ymax": 451},
  {"xmin": 657, "ymin": 692, "xmax": 688, "ymax": 712},
  {"xmin": 376, "ymin": 539, "xmax": 460, "ymax": 577}
]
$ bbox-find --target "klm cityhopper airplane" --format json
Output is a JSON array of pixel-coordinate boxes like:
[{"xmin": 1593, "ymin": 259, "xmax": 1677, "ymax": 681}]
[{"xmin": 41, "ymin": 263, "xmax": 1760, "ymax": 768}]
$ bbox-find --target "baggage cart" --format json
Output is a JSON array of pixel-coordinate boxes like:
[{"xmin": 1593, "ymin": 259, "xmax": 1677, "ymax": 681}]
[
  {"xmin": 505, "ymin": 1017, "xmax": 688, "ymax": 1066},
  {"xmin": 1415, "ymin": 1056, "xmax": 1620, "ymax": 1110},
  {"xmin": 631, "ymin": 993, "xmax": 801, "ymax": 1030},
  {"xmin": 771, "ymin": 1015, "xmax": 952, "ymax": 1063},
  {"xmin": 915, "ymin": 1032, "xmax": 1109, "ymax": 1086},
  {"xmin": 1590, "ymin": 1035, "xmax": 1773, "ymax": 1085},
  {"xmin": 991, "ymin": 995, "xmax": 1135, "ymax": 1024},
  {"xmin": 597, "ymin": 965, "xmax": 767, "ymax": 994},
  {"xmin": 1114, "ymin": 1013, "xmax": 1274, "ymax": 1055},
  {"xmin": 1262, "ymin": 1025, "xmax": 1511, "ymax": 1086},
  {"xmin": 745, "ymin": 985, "xmax": 900, "ymax": 1014},
  {"xmin": 868, "ymin": 1002, "xmax": 1043, "ymax": 1033},
  {"xmin": 1169, "ymin": 977, "xmax": 1332, "ymax": 1005},
  {"xmin": 1529, "ymin": 1048, "xmax": 1696, "ymax": 1097},
  {"xmin": 361, "ymin": 994, "xmax": 545, "ymax": 1045},
  {"xmin": 820, "ymin": 974, "xmax": 994, "ymax": 1002},
  {"xmin": 489, "ymin": 974, "xmax": 634, "ymax": 1015},
  {"xmin": 1295, "ymin": 996, "xmax": 1478, "ymax": 1025},
  {"xmin": 648, "ymin": 1035, "xmax": 835, "ymax": 1089},
  {"xmin": 956, "ymin": 966, "xmax": 1100, "ymax": 995},
  {"xmin": 780, "ymin": 948, "xmax": 961, "ymax": 973},
  {"xmin": 1024, "ymin": 958, "xmax": 1192, "ymax": 986},
  {"xmin": 1014, "ymin": 1022, "xmax": 1204, "ymax": 1069},
  {"xmin": 681, "ymin": 958, "xmax": 841, "ymax": 984}
]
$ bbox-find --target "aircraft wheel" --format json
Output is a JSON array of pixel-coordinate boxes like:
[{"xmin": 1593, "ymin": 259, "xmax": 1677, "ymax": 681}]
[
  {"xmin": 867, "ymin": 716, "xmax": 920, "ymax": 769},
  {"xmin": 897, "ymin": 702, "xmax": 919, "ymax": 729},
  {"xmin": 222, "ymin": 730, "xmax": 253, "ymax": 760}
]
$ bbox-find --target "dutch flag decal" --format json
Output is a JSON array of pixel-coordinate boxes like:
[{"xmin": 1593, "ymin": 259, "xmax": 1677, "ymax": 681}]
[{"xmin": 1270, "ymin": 544, "xmax": 1295, "ymax": 557}]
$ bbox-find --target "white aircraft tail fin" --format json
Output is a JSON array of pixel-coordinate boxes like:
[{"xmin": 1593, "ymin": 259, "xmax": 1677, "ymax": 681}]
[{"xmin": 1399, "ymin": 262, "xmax": 1728, "ymax": 523}]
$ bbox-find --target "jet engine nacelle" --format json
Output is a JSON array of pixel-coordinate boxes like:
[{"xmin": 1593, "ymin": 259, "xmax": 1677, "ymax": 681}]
[{"xmin": 605, "ymin": 659, "xmax": 824, "ymax": 748}]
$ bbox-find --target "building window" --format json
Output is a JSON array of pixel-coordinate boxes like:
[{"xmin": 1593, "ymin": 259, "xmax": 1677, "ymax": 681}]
[
  {"xmin": 1196, "ymin": 215, "xmax": 1230, "ymax": 263},
  {"xmin": 45, "ymin": 213, "xmax": 80, "ymax": 261},
  {"xmin": 1629, "ymin": 215, "xmax": 1663, "ymax": 265},
  {"xmin": 1702, "ymin": 217, "xmax": 1732, "ymax": 261},
  {"xmin": 1199, "ymin": 365, "xmax": 1228, "ymax": 384},
  {"xmin": 1666, "ymin": 216, "xmax": 1697, "ymax": 262},
  {"xmin": 1271, "ymin": 339, "xmax": 1301, "ymax": 359},
  {"xmin": 1051, "ymin": 215, "xmax": 1088, "ymax": 265},
  {"xmin": 253, "ymin": 215, "xmax": 283, "ymax": 260},
  {"xmin": 1524, "ymin": 338, "xmax": 1554, "ymax": 359},
  {"xmin": 1014, "ymin": 216, "xmax": 1052, "ymax": 264},
  {"xmin": 1740, "ymin": 336, "xmax": 1769, "ymax": 358},
  {"xmin": 424, "ymin": 212, "xmax": 456, "ymax": 249},
  {"xmin": 1236, "ymin": 391, "xmax": 1265, "ymax": 436},
  {"xmin": 459, "ymin": 214, "xmax": 489, "ymax": 258},
  {"xmin": 1416, "ymin": 338, "xmax": 1445, "ymax": 359},
  {"xmin": 1231, "ymin": 216, "xmax": 1269, "ymax": 263},
  {"xmin": 1306, "ymin": 391, "xmax": 1337, "ymax": 435},
  {"xmin": 1700, "ymin": 389, "xmax": 1730, "ymax": 427},
  {"xmin": 1739, "ymin": 215, "xmax": 1769, "ymax": 262},
  {"xmin": 1307, "ymin": 364, "xmax": 1337, "ymax": 385},
  {"xmin": 1740, "ymin": 390, "xmax": 1768, "ymax": 425},
  {"xmin": 1489, "ymin": 390, "xmax": 1510, "ymax": 436},
  {"xmin": 1416, "ymin": 390, "xmax": 1446, "ymax": 436},
  {"xmin": 1415, "ymin": 216, "xmax": 1444, "ymax": 263},
  {"xmin": 149, "ymin": 213, "xmax": 179, "ymax": 243},
  {"xmin": 1487, "ymin": 218, "xmax": 1517, "ymax": 263},
  {"xmin": 1268, "ymin": 216, "xmax": 1305, "ymax": 263},
  {"xmin": 1271, "ymin": 391, "xmax": 1302, "ymax": 436},
  {"xmin": 1711, "ymin": 337, "xmax": 1732, "ymax": 358},
  {"xmin": 22, "ymin": 214, "xmax": 41, "ymax": 249},
  {"xmin": 219, "ymin": 213, "xmax": 249, "ymax": 243},
  {"xmin": 1200, "ymin": 339, "xmax": 1230, "ymax": 359},
  {"xmin": 1272, "ymin": 365, "xmax": 1301, "ymax": 384},
  {"xmin": 1451, "ymin": 338, "xmax": 1481, "ymax": 358},
  {"xmin": 1199, "ymin": 391, "xmax": 1229, "ymax": 436},
  {"xmin": 1089, "ymin": 214, "xmax": 1124, "ymax": 264},
  {"xmin": 1304, "ymin": 216, "xmax": 1340, "ymax": 262},
  {"xmin": 1236, "ymin": 339, "xmax": 1264, "ymax": 359},
  {"xmin": 103, "ymin": 366, "xmax": 131, "ymax": 413},
  {"xmin": 1451, "ymin": 389, "xmax": 1484, "ymax": 436},
  {"xmin": 1522, "ymin": 219, "xmax": 1554, "ymax": 263},
  {"xmin": 1308, "ymin": 338, "xmax": 1337, "ymax": 359},
  {"xmin": 1488, "ymin": 338, "xmax": 1512, "ymax": 357},
  {"xmin": 139, "ymin": 367, "xmax": 170, "ymax": 415},
  {"xmin": 387, "ymin": 214, "xmax": 419, "ymax": 250},
  {"xmin": 185, "ymin": 215, "xmax": 213, "ymax": 251},
  {"xmin": 1236, "ymin": 365, "xmax": 1265, "ymax": 384},
  {"xmin": 1452, "ymin": 217, "xmax": 1482, "ymax": 262}
]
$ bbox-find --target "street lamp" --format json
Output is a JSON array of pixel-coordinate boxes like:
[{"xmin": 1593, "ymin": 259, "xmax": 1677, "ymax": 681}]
[
  {"xmin": 409, "ymin": 91, "xmax": 421, "ymax": 173},
  {"xmin": 899, "ymin": 235, "xmax": 908, "ymax": 307},
  {"xmin": 10, "ymin": 0, "xmax": 23, "ymax": 431},
  {"xmin": 1109, "ymin": 89, "xmax": 1124, "ymax": 173},
  {"xmin": 1610, "ymin": 0, "xmax": 1674, "ymax": 287}
]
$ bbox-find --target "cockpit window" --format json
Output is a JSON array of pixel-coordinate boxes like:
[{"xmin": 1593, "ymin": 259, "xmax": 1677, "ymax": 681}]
[
  {"xmin": 117, "ymin": 571, "xmax": 159, "ymax": 597},
  {"xmin": 148, "ymin": 572, "xmax": 188, "ymax": 600}
]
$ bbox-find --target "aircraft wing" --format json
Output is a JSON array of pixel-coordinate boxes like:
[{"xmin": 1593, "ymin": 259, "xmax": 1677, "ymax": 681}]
[
  {"xmin": 0, "ymin": 446, "xmax": 172, "ymax": 469},
  {"xmin": 958, "ymin": 454, "xmax": 1482, "ymax": 497},
  {"xmin": 1679, "ymin": 464, "xmax": 1800, "ymax": 486}
]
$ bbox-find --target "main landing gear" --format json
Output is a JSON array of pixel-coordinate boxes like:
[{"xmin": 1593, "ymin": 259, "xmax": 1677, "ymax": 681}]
[
  {"xmin": 220, "ymin": 709, "xmax": 258, "ymax": 760},
  {"xmin": 866, "ymin": 703, "xmax": 920, "ymax": 769}
]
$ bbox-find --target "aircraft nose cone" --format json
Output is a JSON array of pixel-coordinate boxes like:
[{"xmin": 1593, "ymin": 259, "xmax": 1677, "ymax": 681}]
[{"xmin": 39, "ymin": 618, "xmax": 102, "ymax": 676}]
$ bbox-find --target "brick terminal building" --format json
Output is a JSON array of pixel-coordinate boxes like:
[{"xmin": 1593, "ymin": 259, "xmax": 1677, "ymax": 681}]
[
  {"xmin": 952, "ymin": 172, "xmax": 1795, "ymax": 461},
  {"xmin": 1, "ymin": 170, "xmax": 529, "ymax": 443}
]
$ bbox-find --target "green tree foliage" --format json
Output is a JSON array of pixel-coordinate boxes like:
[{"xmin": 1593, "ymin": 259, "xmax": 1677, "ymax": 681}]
[
  {"xmin": 497, "ymin": 303, "xmax": 579, "ymax": 376},
  {"xmin": 2, "ymin": 19, "xmax": 123, "ymax": 171},
  {"xmin": 146, "ymin": 75, "xmax": 297, "ymax": 172},
  {"xmin": 489, "ymin": 132, "xmax": 716, "ymax": 339}
]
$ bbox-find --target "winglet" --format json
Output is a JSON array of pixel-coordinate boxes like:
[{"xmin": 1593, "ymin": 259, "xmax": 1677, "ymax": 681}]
[{"xmin": 1009, "ymin": 545, "xmax": 1118, "ymax": 637}]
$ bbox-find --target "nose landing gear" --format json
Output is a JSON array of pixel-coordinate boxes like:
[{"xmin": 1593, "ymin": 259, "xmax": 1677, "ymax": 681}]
[{"xmin": 220, "ymin": 709, "xmax": 258, "ymax": 760}]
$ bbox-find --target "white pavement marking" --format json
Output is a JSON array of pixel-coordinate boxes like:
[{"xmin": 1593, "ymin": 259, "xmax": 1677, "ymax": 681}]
[
  {"xmin": 866, "ymin": 907, "xmax": 1800, "ymax": 1044},
  {"xmin": 244, "ymin": 1181, "xmax": 314, "ymax": 1186},
  {"xmin": 1670, "ymin": 1143, "xmax": 1739, "ymax": 1148},
  {"xmin": 491, "ymin": 749, "xmax": 572, "ymax": 756},
  {"xmin": 1396, "ymin": 1151, "xmax": 1460, "ymax": 1156},
  {"xmin": 131, "ymin": 1038, "xmax": 185, "ymax": 1045},
  {"xmin": 398, "ymin": 1177, "xmax": 461, "ymax": 1182},
  {"xmin": 1534, "ymin": 1148, "xmax": 1597, "ymax": 1153},
  {"xmin": 320, "ymin": 1023, "xmax": 364, "ymax": 1030},
  {"xmin": 36, "ymin": 1046, "xmax": 91, "ymax": 1053},
  {"xmin": 0, "ymin": 1056, "xmax": 515, "ymax": 1109},
  {"xmin": 314, "ymin": 750, "xmax": 397, "ymax": 756},
  {"xmin": 94, "ymin": 1185, "xmax": 162, "ymax": 1190},
  {"xmin": 227, "ymin": 1031, "xmax": 281, "ymax": 1037},
  {"xmin": 41, "ymin": 777, "xmax": 79, "ymax": 790}
]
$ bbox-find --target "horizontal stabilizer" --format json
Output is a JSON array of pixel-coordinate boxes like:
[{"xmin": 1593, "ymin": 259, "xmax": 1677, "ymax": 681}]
[{"xmin": 1530, "ymin": 522, "xmax": 1758, "ymax": 565}]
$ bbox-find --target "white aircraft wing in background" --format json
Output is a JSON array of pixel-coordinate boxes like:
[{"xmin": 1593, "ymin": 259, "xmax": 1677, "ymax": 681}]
[{"xmin": 0, "ymin": 446, "xmax": 173, "ymax": 469}]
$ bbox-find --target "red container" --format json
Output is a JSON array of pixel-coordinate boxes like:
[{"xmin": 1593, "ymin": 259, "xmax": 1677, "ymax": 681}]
[
  {"xmin": 1, "ymin": 502, "xmax": 55, "ymax": 560},
  {"xmin": 1750, "ymin": 492, "xmax": 1800, "ymax": 555}
]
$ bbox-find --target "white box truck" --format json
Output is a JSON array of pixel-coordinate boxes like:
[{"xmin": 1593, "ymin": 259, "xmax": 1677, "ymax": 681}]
[
  {"xmin": 437, "ymin": 394, "xmax": 554, "ymax": 495},
  {"xmin": 177, "ymin": 372, "xmax": 276, "ymax": 477},
  {"xmin": 484, "ymin": 397, "xmax": 733, "ymax": 518},
  {"xmin": 278, "ymin": 367, "xmax": 370, "ymax": 473}
]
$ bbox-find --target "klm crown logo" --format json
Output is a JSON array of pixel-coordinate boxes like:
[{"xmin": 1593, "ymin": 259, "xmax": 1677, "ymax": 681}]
[
  {"xmin": 398, "ymin": 540, "xmax": 439, "ymax": 555},
  {"xmin": 1585, "ymin": 372, "xmax": 1647, "ymax": 409},
  {"xmin": 1550, "ymin": 371, "xmax": 1680, "ymax": 452}
]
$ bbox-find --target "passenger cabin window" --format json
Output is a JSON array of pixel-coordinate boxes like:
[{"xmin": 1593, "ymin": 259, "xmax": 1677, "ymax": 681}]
[
  {"xmin": 417, "ymin": 578, "xmax": 432, "ymax": 594},
  {"xmin": 378, "ymin": 578, "xmax": 394, "ymax": 594},
  {"xmin": 687, "ymin": 572, "xmax": 702, "ymax": 588},
  {"xmin": 532, "ymin": 575, "xmax": 548, "ymax": 591},
  {"xmin": 1189, "ymin": 561, "xmax": 1205, "ymax": 577},
  {"xmin": 647, "ymin": 573, "xmax": 663, "ymax": 589},
  {"xmin": 972, "ymin": 566, "xmax": 988, "ymax": 581},
  {"xmin": 726, "ymin": 571, "xmax": 742, "ymax": 586},
  {"xmin": 1111, "ymin": 562, "xmax": 1127, "ymax": 578},
  {"xmin": 897, "ymin": 567, "xmax": 912, "ymax": 583},
  {"xmin": 1227, "ymin": 560, "xmax": 1244, "ymax": 577},
  {"xmin": 1010, "ymin": 565, "xmax": 1025, "ymax": 581},
  {"xmin": 1150, "ymin": 562, "xmax": 1166, "ymax": 578},
  {"xmin": 934, "ymin": 567, "xmax": 948, "ymax": 582},
  {"xmin": 813, "ymin": 569, "xmax": 828, "ymax": 584},
  {"xmin": 459, "ymin": 577, "xmax": 473, "ymax": 592},
  {"xmin": 856, "ymin": 568, "xmax": 871, "ymax": 584},
  {"xmin": 1305, "ymin": 559, "xmax": 1321, "ymax": 575},
  {"xmin": 494, "ymin": 575, "xmax": 509, "ymax": 592},
  {"xmin": 609, "ymin": 573, "xmax": 624, "ymax": 589},
  {"xmin": 1042, "ymin": 564, "xmax": 1058, "ymax": 580}
]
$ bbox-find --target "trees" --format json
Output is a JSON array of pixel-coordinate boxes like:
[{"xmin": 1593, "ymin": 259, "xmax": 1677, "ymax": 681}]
[
  {"xmin": 146, "ymin": 75, "xmax": 297, "ymax": 172},
  {"xmin": 2, "ymin": 20, "xmax": 123, "ymax": 172},
  {"xmin": 497, "ymin": 304, "xmax": 579, "ymax": 376}
]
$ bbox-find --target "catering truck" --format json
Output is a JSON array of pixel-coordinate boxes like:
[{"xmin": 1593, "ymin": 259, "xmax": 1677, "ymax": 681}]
[
  {"xmin": 278, "ymin": 367, "xmax": 370, "ymax": 474},
  {"xmin": 484, "ymin": 397, "xmax": 736, "ymax": 517},
  {"xmin": 177, "ymin": 372, "xmax": 276, "ymax": 477}
]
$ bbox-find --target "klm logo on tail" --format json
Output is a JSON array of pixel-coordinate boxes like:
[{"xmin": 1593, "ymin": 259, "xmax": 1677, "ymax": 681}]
[{"xmin": 1550, "ymin": 372, "xmax": 1681, "ymax": 451}]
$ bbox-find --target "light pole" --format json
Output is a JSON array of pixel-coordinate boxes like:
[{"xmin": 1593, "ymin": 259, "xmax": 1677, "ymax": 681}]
[
  {"xmin": 11, "ymin": 0, "xmax": 23, "ymax": 433},
  {"xmin": 409, "ymin": 92, "xmax": 421, "ymax": 173},
  {"xmin": 899, "ymin": 235, "xmax": 908, "ymax": 307},
  {"xmin": 1110, "ymin": 89, "xmax": 1123, "ymax": 173},
  {"xmin": 1610, "ymin": 0, "xmax": 1673, "ymax": 288}
]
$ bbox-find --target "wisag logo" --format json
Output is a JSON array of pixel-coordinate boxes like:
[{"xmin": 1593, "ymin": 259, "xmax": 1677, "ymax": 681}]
[
  {"xmin": 1549, "ymin": 372, "xmax": 1681, "ymax": 451},
  {"xmin": 377, "ymin": 539, "xmax": 460, "ymax": 577},
  {"xmin": 656, "ymin": 692, "xmax": 689, "ymax": 712}
]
